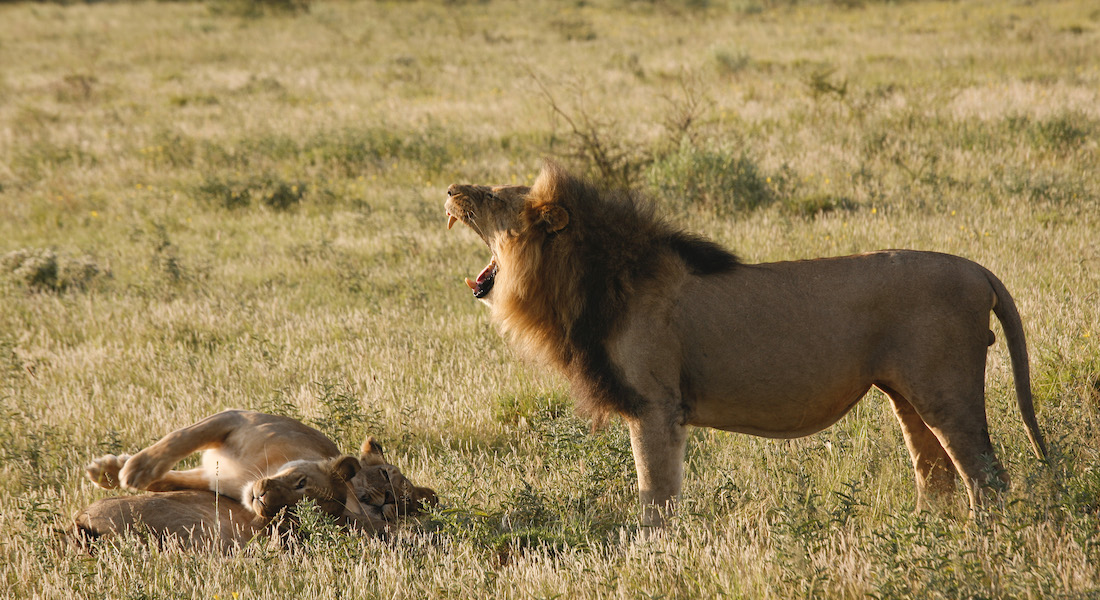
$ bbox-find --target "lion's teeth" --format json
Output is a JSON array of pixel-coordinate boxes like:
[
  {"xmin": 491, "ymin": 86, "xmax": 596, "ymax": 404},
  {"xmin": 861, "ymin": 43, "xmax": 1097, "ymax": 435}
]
[
  {"xmin": 447, "ymin": 215, "xmax": 457, "ymax": 230},
  {"xmin": 464, "ymin": 277, "xmax": 476, "ymax": 290}
]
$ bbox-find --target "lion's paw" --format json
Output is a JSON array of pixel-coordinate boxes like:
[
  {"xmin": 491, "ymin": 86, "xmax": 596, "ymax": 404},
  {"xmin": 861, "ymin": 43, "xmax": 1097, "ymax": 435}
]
[
  {"xmin": 85, "ymin": 454, "xmax": 131, "ymax": 489},
  {"xmin": 118, "ymin": 451, "xmax": 169, "ymax": 491}
]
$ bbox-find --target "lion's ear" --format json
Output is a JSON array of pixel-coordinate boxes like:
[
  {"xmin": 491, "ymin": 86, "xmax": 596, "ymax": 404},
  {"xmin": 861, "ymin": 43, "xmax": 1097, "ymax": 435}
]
[
  {"xmin": 537, "ymin": 204, "xmax": 569, "ymax": 233},
  {"xmin": 329, "ymin": 455, "xmax": 361, "ymax": 482},
  {"xmin": 360, "ymin": 436, "xmax": 387, "ymax": 466}
]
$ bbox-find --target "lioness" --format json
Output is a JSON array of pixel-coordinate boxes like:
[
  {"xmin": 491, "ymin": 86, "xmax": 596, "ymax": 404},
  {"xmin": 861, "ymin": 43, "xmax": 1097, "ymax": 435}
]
[
  {"xmin": 72, "ymin": 436, "xmax": 407, "ymax": 551},
  {"xmin": 71, "ymin": 490, "xmax": 265, "ymax": 552},
  {"xmin": 445, "ymin": 162, "xmax": 1047, "ymax": 525},
  {"xmin": 83, "ymin": 410, "xmax": 437, "ymax": 542}
]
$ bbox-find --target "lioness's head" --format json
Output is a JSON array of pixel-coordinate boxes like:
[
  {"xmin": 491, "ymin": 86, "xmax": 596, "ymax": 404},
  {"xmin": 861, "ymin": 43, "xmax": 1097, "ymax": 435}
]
[
  {"xmin": 350, "ymin": 436, "xmax": 438, "ymax": 522},
  {"xmin": 247, "ymin": 455, "xmax": 360, "ymax": 519}
]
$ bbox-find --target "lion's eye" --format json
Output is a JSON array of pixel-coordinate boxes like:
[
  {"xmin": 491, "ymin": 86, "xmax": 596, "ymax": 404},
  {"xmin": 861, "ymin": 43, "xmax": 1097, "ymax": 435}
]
[{"xmin": 294, "ymin": 477, "xmax": 307, "ymax": 490}]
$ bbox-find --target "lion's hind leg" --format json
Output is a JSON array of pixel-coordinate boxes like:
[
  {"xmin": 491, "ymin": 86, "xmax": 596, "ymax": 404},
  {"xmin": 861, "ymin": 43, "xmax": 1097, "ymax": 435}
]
[
  {"xmin": 890, "ymin": 377, "xmax": 1009, "ymax": 514},
  {"xmin": 882, "ymin": 389, "xmax": 957, "ymax": 511}
]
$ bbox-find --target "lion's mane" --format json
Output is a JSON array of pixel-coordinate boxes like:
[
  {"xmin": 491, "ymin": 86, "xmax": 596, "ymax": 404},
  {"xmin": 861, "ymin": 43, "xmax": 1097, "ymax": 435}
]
[{"xmin": 494, "ymin": 164, "xmax": 739, "ymax": 425}]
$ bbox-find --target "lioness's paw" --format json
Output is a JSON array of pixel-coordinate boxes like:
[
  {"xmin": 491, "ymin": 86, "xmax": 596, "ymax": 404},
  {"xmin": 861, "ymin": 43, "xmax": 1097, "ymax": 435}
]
[
  {"xmin": 118, "ymin": 451, "xmax": 169, "ymax": 491},
  {"xmin": 85, "ymin": 454, "xmax": 131, "ymax": 489}
]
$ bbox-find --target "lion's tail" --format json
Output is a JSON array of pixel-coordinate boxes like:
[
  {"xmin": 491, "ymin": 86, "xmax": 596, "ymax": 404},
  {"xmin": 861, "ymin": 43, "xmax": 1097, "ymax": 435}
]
[{"xmin": 986, "ymin": 268, "xmax": 1048, "ymax": 461}]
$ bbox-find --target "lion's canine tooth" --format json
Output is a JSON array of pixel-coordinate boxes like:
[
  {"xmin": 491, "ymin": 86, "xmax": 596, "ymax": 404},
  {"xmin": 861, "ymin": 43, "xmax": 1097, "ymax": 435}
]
[
  {"xmin": 464, "ymin": 277, "xmax": 476, "ymax": 290},
  {"xmin": 447, "ymin": 215, "xmax": 457, "ymax": 230}
]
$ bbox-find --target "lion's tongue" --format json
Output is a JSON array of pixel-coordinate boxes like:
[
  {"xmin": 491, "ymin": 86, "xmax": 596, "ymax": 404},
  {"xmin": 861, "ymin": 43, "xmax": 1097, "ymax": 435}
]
[{"xmin": 465, "ymin": 259, "xmax": 497, "ymax": 298}]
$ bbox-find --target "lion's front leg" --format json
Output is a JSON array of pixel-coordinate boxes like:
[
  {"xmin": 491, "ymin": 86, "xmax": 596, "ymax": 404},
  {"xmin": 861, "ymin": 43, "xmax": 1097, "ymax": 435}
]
[
  {"xmin": 625, "ymin": 412, "xmax": 688, "ymax": 527},
  {"xmin": 119, "ymin": 410, "xmax": 246, "ymax": 492}
]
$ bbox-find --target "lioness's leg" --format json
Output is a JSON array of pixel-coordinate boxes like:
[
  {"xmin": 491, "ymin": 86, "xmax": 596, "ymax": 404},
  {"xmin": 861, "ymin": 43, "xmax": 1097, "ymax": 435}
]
[
  {"xmin": 140, "ymin": 467, "xmax": 217, "ymax": 492},
  {"xmin": 882, "ymin": 390, "xmax": 956, "ymax": 510},
  {"xmin": 120, "ymin": 410, "xmax": 247, "ymax": 492},
  {"xmin": 88, "ymin": 455, "xmax": 215, "ymax": 491},
  {"xmin": 625, "ymin": 412, "xmax": 688, "ymax": 527}
]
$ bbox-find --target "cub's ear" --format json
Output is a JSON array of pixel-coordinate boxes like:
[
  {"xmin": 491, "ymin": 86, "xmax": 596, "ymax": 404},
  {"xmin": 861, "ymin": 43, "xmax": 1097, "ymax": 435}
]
[
  {"xmin": 537, "ymin": 204, "xmax": 569, "ymax": 233},
  {"xmin": 328, "ymin": 455, "xmax": 362, "ymax": 482},
  {"xmin": 360, "ymin": 436, "xmax": 387, "ymax": 467}
]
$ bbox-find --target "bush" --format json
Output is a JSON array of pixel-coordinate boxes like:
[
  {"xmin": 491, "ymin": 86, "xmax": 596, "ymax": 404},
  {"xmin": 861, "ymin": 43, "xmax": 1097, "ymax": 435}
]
[
  {"xmin": 0, "ymin": 248, "xmax": 103, "ymax": 293},
  {"xmin": 207, "ymin": 0, "xmax": 312, "ymax": 18},
  {"xmin": 647, "ymin": 140, "xmax": 774, "ymax": 214},
  {"xmin": 193, "ymin": 174, "xmax": 306, "ymax": 211}
]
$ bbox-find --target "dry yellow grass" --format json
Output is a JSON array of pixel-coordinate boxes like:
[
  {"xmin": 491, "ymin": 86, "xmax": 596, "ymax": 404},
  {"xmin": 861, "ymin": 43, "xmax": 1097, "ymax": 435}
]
[{"xmin": 0, "ymin": 0, "xmax": 1097, "ymax": 597}]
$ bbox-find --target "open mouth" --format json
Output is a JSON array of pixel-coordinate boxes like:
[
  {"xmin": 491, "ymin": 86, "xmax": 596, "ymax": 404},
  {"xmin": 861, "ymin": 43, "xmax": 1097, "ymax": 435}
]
[
  {"xmin": 466, "ymin": 258, "xmax": 496, "ymax": 298},
  {"xmin": 446, "ymin": 208, "xmax": 497, "ymax": 299}
]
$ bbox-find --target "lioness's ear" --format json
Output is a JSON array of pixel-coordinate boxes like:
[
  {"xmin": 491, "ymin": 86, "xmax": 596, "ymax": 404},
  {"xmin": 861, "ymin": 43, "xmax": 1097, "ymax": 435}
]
[
  {"xmin": 537, "ymin": 204, "xmax": 569, "ymax": 233},
  {"xmin": 360, "ymin": 436, "xmax": 387, "ymax": 467},
  {"xmin": 329, "ymin": 455, "xmax": 361, "ymax": 482}
]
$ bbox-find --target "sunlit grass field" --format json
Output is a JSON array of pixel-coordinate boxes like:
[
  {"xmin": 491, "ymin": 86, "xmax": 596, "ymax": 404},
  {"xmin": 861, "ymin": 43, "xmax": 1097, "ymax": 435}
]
[{"xmin": 1, "ymin": 0, "xmax": 1098, "ymax": 597}]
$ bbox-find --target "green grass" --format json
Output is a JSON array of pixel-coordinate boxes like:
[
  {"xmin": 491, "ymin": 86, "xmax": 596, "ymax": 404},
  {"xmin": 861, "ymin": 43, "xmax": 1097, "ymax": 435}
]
[{"xmin": 1, "ymin": 0, "xmax": 1098, "ymax": 597}]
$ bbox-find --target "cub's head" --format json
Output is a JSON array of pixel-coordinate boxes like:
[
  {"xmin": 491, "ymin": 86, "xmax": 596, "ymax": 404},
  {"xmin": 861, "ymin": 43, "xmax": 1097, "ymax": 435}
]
[
  {"xmin": 351, "ymin": 437, "xmax": 438, "ymax": 521},
  {"xmin": 247, "ymin": 455, "xmax": 360, "ymax": 519}
]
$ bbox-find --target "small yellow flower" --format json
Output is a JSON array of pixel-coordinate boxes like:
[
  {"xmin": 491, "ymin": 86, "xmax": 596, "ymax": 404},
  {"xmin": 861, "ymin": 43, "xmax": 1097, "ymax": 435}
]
[
  {"xmin": 950, "ymin": 210, "xmax": 956, "ymax": 216},
  {"xmin": 871, "ymin": 207, "xmax": 877, "ymax": 214},
  {"xmin": 135, "ymin": 184, "xmax": 143, "ymax": 190},
  {"xmin": 90, "ymin": 210, "xmax": 99, "ymax": 218},
  {"xmin": 766, "ymin": 177, "xmax": 772, "ymax": 184}
]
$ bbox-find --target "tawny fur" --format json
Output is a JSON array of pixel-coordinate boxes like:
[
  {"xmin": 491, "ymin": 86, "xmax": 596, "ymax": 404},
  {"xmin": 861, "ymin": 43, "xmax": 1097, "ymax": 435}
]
[
  {"xmin": 79, "ymin": 411, "xmax": 436, "ymax": 547},
  {"xmin": 70, "ymin": 490, "xmax": 265, "ymax": 552},
  {"xmin": 446, "ymin": 162, "xmax": 1047, "ymax": 525}
]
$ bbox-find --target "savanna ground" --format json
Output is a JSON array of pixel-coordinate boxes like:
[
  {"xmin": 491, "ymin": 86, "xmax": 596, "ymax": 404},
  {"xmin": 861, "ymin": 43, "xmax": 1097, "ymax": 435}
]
[{"xmin": 1, "ymin": 0, "xmax": 1098, "ymax": 597}]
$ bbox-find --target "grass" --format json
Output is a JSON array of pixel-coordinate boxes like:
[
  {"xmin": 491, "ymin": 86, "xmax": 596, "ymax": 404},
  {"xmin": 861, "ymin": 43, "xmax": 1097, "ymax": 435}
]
[{"xmin": 1, "ymin": 0, "xmax": 1098, "ymax": 597}]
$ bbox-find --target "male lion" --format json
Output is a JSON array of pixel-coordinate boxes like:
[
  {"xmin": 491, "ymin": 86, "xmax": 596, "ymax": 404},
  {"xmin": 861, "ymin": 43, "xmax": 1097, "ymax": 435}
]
[
  {"xmin": 81, "ymin": 410, "xmax": 437, "ymax": 546},
  {"xmin": 445, "ymin": 162, "xmax": 1047, "ymax": 525}
]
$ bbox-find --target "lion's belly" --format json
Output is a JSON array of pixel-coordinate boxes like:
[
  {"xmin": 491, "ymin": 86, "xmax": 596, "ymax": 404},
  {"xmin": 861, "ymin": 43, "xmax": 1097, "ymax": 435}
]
[
  {"xmin": 680, "ymin": 319, "xmax": 876, "ymax": 437},
  {"xmin": 686, "ymin": 379, "xmax": 874, "ymax": 438},
  {"xmin": 666, "ymin": 255, "xmax": 929, "ymax": 437}
]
